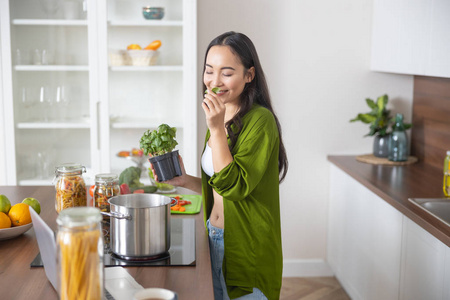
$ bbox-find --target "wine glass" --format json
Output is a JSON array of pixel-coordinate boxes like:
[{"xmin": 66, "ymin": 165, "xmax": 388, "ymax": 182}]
[
  {"xmin": 38, "ymin": 86, "xmax": 52, "ymax": 122},
  {"xmin": 19, "ymin": 87, "xmax": 35, "ymax": 121},
  {"xmin": 55, "ymin": 86, "xmax": 70, "ymax": 121}
]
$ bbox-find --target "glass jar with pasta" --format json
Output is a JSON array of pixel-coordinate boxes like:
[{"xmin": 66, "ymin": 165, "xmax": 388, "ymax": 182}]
[
  {"xmin": 57, "ymin": 207, "xmax": 104, "ymax": 300},
  {"xmin": 93, "ymin": 173, "xmax": 120, "ymax": 213},
  {"xmin": 94, "ymin": 173, "xmax": 120, "ymax": 245},
  {"xmin": 54, "ymin": 163, "xmax": 87, "ymax": 213}
]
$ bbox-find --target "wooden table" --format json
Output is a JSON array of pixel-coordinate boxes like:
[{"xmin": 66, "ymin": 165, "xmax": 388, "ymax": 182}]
[{"xmin": 0, "ymin": 186, "xmax": 213, "ymax": 300}]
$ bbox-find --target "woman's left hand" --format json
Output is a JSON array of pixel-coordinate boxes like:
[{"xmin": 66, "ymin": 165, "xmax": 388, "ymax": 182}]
[{"xmin": 202, "ymin": 90, "xmax": 226, "ymax": 133}]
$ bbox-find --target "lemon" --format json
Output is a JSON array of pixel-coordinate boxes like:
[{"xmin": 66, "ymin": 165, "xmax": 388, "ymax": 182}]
[
  {"xmin": 0, "ymin": 194, "xmax": 11, "ymax": 214},
  {"xmin": 22, "ymin": 197, "xmax": 41, "ymax": 215}
]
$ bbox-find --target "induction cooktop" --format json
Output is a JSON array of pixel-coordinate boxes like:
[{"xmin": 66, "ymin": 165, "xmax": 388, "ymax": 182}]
[{"xmin": 31, "ymin": 218, "xmax": 196, "ymax": 268}]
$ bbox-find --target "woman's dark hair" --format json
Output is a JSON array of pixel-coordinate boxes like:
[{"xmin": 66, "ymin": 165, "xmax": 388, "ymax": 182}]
[{"xmin": 202, "ymin": 31, "xmax": 288, "ymax": 183}]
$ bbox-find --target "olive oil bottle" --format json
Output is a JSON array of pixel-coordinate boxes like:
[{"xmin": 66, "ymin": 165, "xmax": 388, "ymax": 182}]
[{"xmin": 444, "ymin": 151, "xmax": 450, "ymax": 197}]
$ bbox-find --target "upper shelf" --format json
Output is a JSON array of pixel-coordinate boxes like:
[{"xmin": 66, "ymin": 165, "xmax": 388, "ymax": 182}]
[
  {"xmin": 16, "ymin": 121, "xmax": 90, "ymax": 129},
  {"xmin": 11, "ymin": 19, "xmax": 183, "ymax": 27},
  {"xmin": 110, "ymin": 65, "xmax": 183, "ymax": 72},
  {"xmin": 15, "ymin": 65, "xmax": 89, "ymax": 71},
  {"xmin": 12, "ymin": 19, "xmax": 88, "ymax": 26},
  {"xmin": 108, "ymin": 20, "xmax": 183, "ymax": 27}
]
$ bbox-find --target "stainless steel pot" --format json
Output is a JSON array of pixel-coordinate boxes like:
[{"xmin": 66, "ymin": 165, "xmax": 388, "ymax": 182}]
[{"xmin": 104, "ymin": 194, "xmax": 172, "ymax": 259}]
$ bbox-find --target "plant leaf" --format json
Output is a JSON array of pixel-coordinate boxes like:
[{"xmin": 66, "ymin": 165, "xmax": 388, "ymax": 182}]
[
  {"xmin": 358, "ymin": 113, "xmax": 376, "ymax": 124},
  {"xmin": 366, "ymin": 98, "xmax": 376, "ymax": 109}
]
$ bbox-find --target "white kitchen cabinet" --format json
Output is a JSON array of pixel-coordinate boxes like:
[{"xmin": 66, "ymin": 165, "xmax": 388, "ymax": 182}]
[
  {"xmin": 399, "ymin": 217, "xmax": 449, "ymax": 300},
  {"xmin": 0, "ymin": 0, "xmax": 197, "ymax": 185},
  {"xmin": 328, "ymin": 164, "xmax": 403, "ymax": 300},
  {"xmin": 329, "ymin": 163, "xmax": 450, "ymax": 300},
  {"xmin": 371, "ymin": 0, "xmax": 450, "ymax": 78}
]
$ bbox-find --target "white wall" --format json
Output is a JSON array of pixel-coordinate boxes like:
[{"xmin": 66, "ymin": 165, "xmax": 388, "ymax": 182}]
[
  {"xmin": 0, "ymin": 23, "xmax": 6, "ymax": 184},
  {"xmin": 197, "ymin": 0, "xmax": 414, "ymax": 277}
]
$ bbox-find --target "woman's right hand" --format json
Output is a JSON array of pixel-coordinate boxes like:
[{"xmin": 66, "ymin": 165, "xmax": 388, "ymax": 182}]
[{"xmin": 150, "ymin": 154, "xmax": 188, "ymax": 187}]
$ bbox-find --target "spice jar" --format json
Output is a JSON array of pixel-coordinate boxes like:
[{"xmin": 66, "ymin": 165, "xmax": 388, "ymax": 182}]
[
  {"xmin": 93, "ymin": 173, "xmax": 120, "ymax": 213},
  {"xmin": 57, "ymin": 207, "xmax": 104, "ymax": 300},
  {"xmin": 54, "ymin": 163, "xmax": 87, "ymax": 213},
  {"xmin": 94, "ymin": 173, "xmax": 120, "ymax": 245}
]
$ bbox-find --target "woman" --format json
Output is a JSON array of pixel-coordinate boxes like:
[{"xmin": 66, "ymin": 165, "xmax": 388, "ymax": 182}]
[{"xmin": 152, "ymin": 31, "xmax": 288, "ymax": 300}]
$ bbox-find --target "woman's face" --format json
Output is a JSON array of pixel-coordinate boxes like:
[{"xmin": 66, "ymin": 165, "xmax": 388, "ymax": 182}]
[{"xmin": 203, "ymin": 45, "xmax": 254, "ymax": 107}]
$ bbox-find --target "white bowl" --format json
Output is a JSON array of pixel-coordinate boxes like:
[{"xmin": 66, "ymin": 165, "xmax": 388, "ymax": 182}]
[
  {"xmin": 0, "ymin": 223, "xmax": 33, "ymax": 240},
  {"xmin": 133, "ymin": 288, "xmax": 177, "ymax": 300}
]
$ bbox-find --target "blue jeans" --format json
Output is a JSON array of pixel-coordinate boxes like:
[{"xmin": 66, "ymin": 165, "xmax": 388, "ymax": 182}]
[{"xmin": 207, "ymin": 219, "xmax": 267, "ymax": 300}]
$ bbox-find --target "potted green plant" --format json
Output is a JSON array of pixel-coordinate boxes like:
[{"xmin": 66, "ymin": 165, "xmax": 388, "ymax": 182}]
[
  {"xmin": 139, "ymin": 124, "xmax": 182, "ymax": 181},
  {"xmin": 350, "ymin": 94, "xmax": 411, "ymax": 157}
]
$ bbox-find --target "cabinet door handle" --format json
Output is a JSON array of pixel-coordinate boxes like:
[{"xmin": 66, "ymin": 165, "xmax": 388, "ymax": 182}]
[{"xmin": 97, "ymin": 101, "xmax": 101, "ymax": 150}]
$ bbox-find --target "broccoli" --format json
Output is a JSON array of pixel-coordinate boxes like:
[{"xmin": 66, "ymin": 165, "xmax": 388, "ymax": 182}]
[{"xmin": 119, "ymin": 166, "xmax": 144, "ymax": 188}]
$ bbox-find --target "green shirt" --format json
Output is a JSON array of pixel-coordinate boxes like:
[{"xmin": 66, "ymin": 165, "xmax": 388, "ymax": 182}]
[{"xmin": 201, "ymin": 104, "xmax": 283, "ymax": 300}]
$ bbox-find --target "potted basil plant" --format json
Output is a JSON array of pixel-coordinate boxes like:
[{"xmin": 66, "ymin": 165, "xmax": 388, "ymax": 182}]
[{"xmin": 139, "ymin": 124, "xmax": 182, "ymax": 181}]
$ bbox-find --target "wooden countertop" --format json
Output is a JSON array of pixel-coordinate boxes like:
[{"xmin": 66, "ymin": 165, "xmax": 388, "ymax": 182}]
[
  {"xmin": 328, "ymin": 155, "xmax": 450, "ymax": 247},
  {"xmin": 0, "ymin": 186, "xmax": 213, "ymax": 300}
]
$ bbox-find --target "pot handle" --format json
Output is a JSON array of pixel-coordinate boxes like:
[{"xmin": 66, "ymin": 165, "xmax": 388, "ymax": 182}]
[
  {"xmin": 170, "ymin": 197, "xmax": 178, "ymax": 207},
  {"xmin": 101, "ymin": 211, "xmax": 132, "ymax": 220}
]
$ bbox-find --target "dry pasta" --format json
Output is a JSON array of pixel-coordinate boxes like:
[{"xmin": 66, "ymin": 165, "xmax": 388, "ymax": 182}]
[
  {"xmin": 57, "ymin": 226, "xmax": 103, "ymax": 300},
  {"xmin": 56, "ymin": 175, "xmax": 87, "ymax": 213}
]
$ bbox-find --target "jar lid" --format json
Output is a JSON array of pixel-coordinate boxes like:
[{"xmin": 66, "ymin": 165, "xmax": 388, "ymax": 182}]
[
  {"xmin": 57, "ymin": 207, "xmax": 102, "ymax": 228},
  {"xmin": 95, "ymin": 173, "xmax": 119, "ymax": 184},
  {"xmin": 55, "ymin": 163, "xmax": 86, "ymax": 174},
  {"xmin": 447, "ymin": 150, "xmax": 450, "ymax": 156}
]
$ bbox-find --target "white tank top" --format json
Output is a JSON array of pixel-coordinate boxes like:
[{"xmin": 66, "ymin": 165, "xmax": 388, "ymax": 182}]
[{"xmin": 201, "ymin": 142, "xmax": 215, "ymax": 177}]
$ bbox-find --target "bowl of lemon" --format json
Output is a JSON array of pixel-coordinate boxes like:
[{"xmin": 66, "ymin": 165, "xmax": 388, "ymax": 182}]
[{"xmin": 0, "ymin": 195, "xmax": 40, "ymax": 240}]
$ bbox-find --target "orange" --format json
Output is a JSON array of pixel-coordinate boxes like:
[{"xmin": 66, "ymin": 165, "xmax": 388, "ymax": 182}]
[
  {"xmin": 144, "ymin": 40, "xmax": 162, "ymax": 50},
  {"xmin": 127, "ymin": 44, "xmax": 142, "ymax": 50},
  {"xmin": 0, "ymin": 212, "xmax": 11, "ymax": 229},
  {"xmin": 8, "ymin": 203, "xmax": 32, "ymax": 227}
]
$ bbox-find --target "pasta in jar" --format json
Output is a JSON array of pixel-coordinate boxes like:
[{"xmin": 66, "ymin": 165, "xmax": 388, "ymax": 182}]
[
  {"xmin": 57, "ymin": 207, "xmax": 104, "ymax": 300},
  {"xmin": 93, "ymin": 173, "xmax": 119, "ymax": 245},
  {"xmin": 93, "ymin": 173, "xmax": 120, "ymax": 213},
  {"xmin": 55, "ymin": 163, "xmax": 87, "ymax": 213}
]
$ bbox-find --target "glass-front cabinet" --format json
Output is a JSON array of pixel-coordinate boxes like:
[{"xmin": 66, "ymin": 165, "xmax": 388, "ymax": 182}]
[{"xmin": 0, "ymin": 0, "xmax": 197, "ymax": 185}]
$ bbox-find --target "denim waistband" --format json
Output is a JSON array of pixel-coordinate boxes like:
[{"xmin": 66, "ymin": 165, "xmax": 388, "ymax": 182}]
[{"xmin": 207, "ymin": 219, "xmax": 224, "ymax": 239}]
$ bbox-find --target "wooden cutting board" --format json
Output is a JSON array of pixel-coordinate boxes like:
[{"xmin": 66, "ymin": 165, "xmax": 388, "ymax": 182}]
[{"xmin": 165, "ymin": 194, "xmax": 202, "ymax": 214}]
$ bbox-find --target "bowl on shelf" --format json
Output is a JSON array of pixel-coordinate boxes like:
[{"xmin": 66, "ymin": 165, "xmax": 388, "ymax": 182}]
[
  {"xmin": 126, "ymin": 50, "xmax": 159, "ymax": 66},
  {"xmin": 142, "ymin": 7, "xmax": 164, "ymax": 20}
]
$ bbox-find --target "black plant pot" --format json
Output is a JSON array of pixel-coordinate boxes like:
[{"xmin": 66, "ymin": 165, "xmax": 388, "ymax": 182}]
[
  {"xmin": 148, "ymin": 150, "xmax": 182, "ymax": 182},
  {"xmin": 373, "ymin": 134, "xmax": 390, "ymax": 158}
]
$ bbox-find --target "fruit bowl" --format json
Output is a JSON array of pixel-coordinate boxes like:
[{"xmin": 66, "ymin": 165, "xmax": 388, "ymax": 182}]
[
  {"xmin": 0, "ymin": 223, "xmax": 33, "ymax": 240},
  {"xmin": 117, "ymin": 150, "xmax": 148, "ymax": 171},
  {"xmin": 126, "ymin": 50, "xmax": 159, "ymax": 66},
  {"xmin": 109, "ymin": 49, "xmax": 127, "ymax": 66}
]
